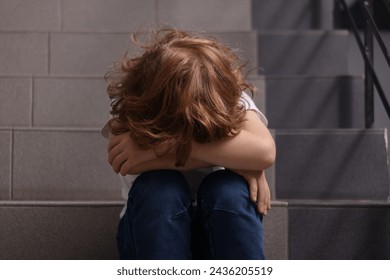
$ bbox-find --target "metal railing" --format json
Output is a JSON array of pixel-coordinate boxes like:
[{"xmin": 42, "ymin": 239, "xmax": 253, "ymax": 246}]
[{"xmin": 337, "ymin": 0, "xmax": 390, "ymax": 128}]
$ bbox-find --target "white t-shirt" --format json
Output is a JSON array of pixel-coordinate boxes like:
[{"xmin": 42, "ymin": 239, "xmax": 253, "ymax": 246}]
[{"xmin": 101, "ymin": 92, "xmax": 268, "ymax": 217}]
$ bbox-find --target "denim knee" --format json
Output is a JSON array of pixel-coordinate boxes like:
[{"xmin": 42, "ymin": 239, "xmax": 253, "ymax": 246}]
[
  {"xmin": 129, "ymin": 170, "xmax": 192, "ymax": 215},
  {"xmin": 119, "ymin": 170, "xmax": 193, "ymax": 259},
  {"xmin": 196, "ymin": 169, "xmax": 265, "ymax": 259},
  {"xmin": 198, "ymin": 169, "xmax": 251, "ymax": 213}
]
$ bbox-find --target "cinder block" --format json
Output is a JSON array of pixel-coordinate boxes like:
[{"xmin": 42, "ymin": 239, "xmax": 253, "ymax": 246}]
[
  {"xmin": 275, "ymin": 129, "xmax": 390, "ymax": 200},
  {"xmin": 258, "ymin": 31, "xmax": 349, "ymax": 76},
  {"xmin": 288, "ymin": 202, "xmax": 390, "ymax": 259},
  {"xmin": 33, "ymin": 78, "xmax": 109, "ymax": 127},
  {"xmin": 252, "ymin": 0, "xmax": 333, "ymax": 31},
  {"xmin": 49, "ymin": 31, "xmax": 259, "ymax": 76},
  {"xmin": 214, "ymin": 32, "xmax": 258, "ymax": 71},
  {"xmin": 0, "ymin": 78, "xmax": 32, "ymax": 126},
  {"xmin": 13, "ymin": 129, "xmax": 122, "ymax": 200},
  {"xmin": 263, "ymin": 202, "xmax": 288, "ymax": 260},
  {"xmin": 158, "ymin": 0, "xmax": 251, "ymax": 32},
  {"xmin": 0, "ymin": 202, "xmax": 123, "ymax": 259},
  {"xmin": 62, "ymin": 0, "xmax": 155, "ymax": 32},
  {"xmin": 266, "ymin": 76, "xmax": 365, "ymax": 128},
  {"xmin": 0, "ymin": 0, "xmax": 60, "ymax": 31},
  {"xmin": 50, "ymin": 33, "xmax": 131, "ymax": 76},
  {"xmin": 0, "ymin": 33, "xmax": 48, "ymax": 75},
  {"xmin": 0, "ymin": 129, "xmax": 11, "ymax": 200}
]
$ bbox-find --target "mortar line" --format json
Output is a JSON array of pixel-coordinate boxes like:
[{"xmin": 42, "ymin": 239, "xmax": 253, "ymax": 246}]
[
  {"xmin": 47, "ymin": 32, "xmax": 51, "ymax": 75},
  {"xmin": 59, "ymin": 0, "xmax": 63, "ymax": 30},
  {"xmin": 31, "ymin": 77, "xmax": 34, "ymax": 127},
  {"xmin": 10, "ymin": 128, "xmax": 14, "ymax": 200}
]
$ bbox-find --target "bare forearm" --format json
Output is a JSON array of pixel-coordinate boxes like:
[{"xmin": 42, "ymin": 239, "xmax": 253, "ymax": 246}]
[
  {"xmin": 191, "ymin": 131, "xmax": 275, "ymax": 170},
  {"xmin": 126, "ymin": 155, "xmax": 214, "ymax": 175},
  {"xmin": 108, "ymin": 111, "xmax": 275, "ymax": 175},
  {"xmin": 191, "ymin": 111, "xmax": 276, "ymax": 171}
]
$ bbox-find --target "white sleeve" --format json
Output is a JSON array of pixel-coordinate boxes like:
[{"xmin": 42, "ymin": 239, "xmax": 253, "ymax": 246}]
[
  {"xmin": 240, "ymin": 91, "xmax": 268, "ymax": 126},
  {"xmin": 100, "ymin": 117, "xmax": 111, "ymax": 139}
]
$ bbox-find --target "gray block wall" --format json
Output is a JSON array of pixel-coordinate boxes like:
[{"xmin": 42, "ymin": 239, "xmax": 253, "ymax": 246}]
[{"xmin": 0, "ymin": 0, "xmax": 263, "ymax": 202}]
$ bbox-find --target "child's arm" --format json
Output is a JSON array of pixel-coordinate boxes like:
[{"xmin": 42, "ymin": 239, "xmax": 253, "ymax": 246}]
[
  {"xmin": 191, "ymin": 110, "xmax": 275, "ymax": 171},
  {"xmin": 108, "ymin": 131, "xmax": 214, "ymax": 175},
  {"xmin": 108, "ymin": 110, "xmax": 275, "ymax": 174},
  {"xmin": 107, "ymin": 111, "xmax": 274, "ymax": 215}
]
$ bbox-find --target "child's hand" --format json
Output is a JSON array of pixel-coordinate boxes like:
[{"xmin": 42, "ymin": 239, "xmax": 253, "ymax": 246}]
[
  {"xmin": 108, "ymin": 132, "xmax": 155, "ymax": 175},
  {"xmin": 232, "ymin": 170, "xmax": 271, "ymax": 215}
]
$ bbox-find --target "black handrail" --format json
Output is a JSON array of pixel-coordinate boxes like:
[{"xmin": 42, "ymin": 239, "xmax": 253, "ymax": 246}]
[
  {"xmin": 338, "ymin": 0, "xmax": 390, "ymax": 128},
  {"xmin": 383, "ymin": 0, "xmax": 390, "ymax": 14},
  {"xmin": 360, "ymin": 0, "xmax": 390, "ymax": 69}
]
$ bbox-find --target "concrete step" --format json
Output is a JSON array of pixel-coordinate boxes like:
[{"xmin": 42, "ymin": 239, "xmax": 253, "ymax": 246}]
[
  {"xmin": 1, "ymin": 200, "xmax": 389, "ymax": 260},
  {"xmin": 4, "ymin": 128, "xmax": 388, "ymax": 202},
  {"xmin": 0, "ymin": 77, "xmax": 109, "ymax": 128},
  {"xmin": 0, "ymin": 127, "xmax": 276, "ymax": 202},
  {"xmin": 265, "ymin": 75, "xmax": 365, "ymax": 129},
  {"xmin": 258, "ymin": 31, "xmax": 349, "ymax": 76},
  {"xmin": 0, "ymin": 74, "xmax": 264, "ymax": 128},
  {"xmin": 252, "ymin": 0, "xmax": 334, "ymax": 31},
  {"xmin": 0, "ymin": 0, "xmax": 252, "ymax": 32},
  {"xmin": 0, "ymin": 127, "xmax": 121, "ymax": 201},
  {"xmin": 274, "ymin": 129, "xmax": 390, "ymax": 200},
  {"xmin": 0, "ymin": 201, "xmax": 123, "ymax": 259},
  {"xmin": 0, "ymin": 200, "xmax": 287, "ymax": 260},
  {"xmin": 2, "ymin": 74, "xmax": 365, "ymax": 130},
  {"xmin": 287, "ymin": 200, "xmax": 390, "ymax": 259}
]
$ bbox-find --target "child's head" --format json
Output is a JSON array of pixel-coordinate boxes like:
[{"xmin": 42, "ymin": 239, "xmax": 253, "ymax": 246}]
[{"xmin": 106, "ymin": 28, "xmax": 254, "ymax": 166}]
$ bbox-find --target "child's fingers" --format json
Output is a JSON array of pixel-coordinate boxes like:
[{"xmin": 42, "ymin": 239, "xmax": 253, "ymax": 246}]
[
  {"xmin": 108, "ymin": 143, "xmax": 123, "ymax": 165},
  {"xmin": 119, "ymin": 161, "xmax": 130, "ymax": 176},
  {"xmin": 111, "ymin": 153, "xmax": 127, "ymax": 173},
  {"xmin": 257, "ymin": 181, "xmax": 271, "ymax": 216},
  {"xmin": 247, "ymin": 176, "xmax": 258, "ymax": 202},
  {"xmin": 257, "ymin": 191, "xmax": 268, "ymax": 216},
  {"xmin": 107, "ymin": 132, "xmax": 121, "ymax": 152}
]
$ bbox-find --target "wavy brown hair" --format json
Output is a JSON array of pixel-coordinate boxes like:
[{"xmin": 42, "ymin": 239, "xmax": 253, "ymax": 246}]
[{"xmin": 105, "ymin": 28, "xmax": 254, "ymax": 166}]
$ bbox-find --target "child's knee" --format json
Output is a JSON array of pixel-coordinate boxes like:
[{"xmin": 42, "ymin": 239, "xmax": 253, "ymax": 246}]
[
  {"xmin": 131, "ymin": 170, "xmax": 191, "ymax": 203},
  {"xmin": 199, "ymin": 170, "xmax": 249, "ymax": 210}
]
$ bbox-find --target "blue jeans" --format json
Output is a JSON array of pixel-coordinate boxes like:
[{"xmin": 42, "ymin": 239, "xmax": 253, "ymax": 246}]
[{"xmin": 117, "ymin": 169, "xmax": 265, "ymax": 259}]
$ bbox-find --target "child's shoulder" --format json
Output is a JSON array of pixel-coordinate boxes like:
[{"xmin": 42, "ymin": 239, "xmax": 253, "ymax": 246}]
[{"xmin": 239, "ymin": 92, "xmax": 268, "ymax": 126}]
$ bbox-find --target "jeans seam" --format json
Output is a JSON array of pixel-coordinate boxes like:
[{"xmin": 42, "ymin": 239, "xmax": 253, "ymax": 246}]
[{"xmin": 170, "ymin": 208, "xmax": 190, "ymax": 221}]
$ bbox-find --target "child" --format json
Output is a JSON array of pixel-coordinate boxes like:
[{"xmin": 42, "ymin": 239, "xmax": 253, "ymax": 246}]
[{"xmin": 102, "ymin": 28, "xmax": 275, "ymax": 260}]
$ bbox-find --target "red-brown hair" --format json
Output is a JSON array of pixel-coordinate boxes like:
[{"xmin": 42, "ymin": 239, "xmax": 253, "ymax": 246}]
[{"xmin": 105, "ymin": 28, "xmax": 254, "ymax": 166}]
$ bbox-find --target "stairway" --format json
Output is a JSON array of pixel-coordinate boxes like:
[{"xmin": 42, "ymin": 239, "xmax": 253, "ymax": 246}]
[
  {"xmin": 253, "ymin": 0, "xmax": 390, "ymax": 260},
  {"xmin": 0, "ymin": 0, "xmax": 389, "ymax": 260}
]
